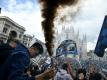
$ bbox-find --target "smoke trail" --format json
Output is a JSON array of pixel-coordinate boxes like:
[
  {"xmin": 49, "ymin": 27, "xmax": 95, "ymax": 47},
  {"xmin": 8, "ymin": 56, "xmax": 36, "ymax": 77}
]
[
  {"xmin": 56, "ymin": 3, "xmax": 81, "ymax": 26},
  {"xmin": 39, "ymin": 0, "xmax": 79, "ymax": 56}
]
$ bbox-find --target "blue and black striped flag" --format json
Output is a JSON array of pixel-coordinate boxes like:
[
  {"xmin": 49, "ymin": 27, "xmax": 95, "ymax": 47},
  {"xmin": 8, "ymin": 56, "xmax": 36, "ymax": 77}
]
[{"xmin": 94, "ymin": 15, "xmax": 107, "ymax": 57}]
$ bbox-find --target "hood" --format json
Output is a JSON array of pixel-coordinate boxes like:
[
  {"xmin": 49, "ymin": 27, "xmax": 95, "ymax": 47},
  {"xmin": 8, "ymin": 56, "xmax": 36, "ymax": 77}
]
[
  {"xmin": 0, "ymin": 43, "xmax": 14, "ymax": 51},
  {"xmin": 15, "ymin": 43, "xmax": 28, "ymax": 52},
  {"xmin": 59, "ymin": 69, "xmax": 67, "ymax": 75}
]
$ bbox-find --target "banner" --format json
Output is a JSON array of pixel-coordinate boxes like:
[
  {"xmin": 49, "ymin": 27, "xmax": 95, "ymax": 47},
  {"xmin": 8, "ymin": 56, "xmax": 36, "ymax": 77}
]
[{"xmin": 56, "ymin": 40, "xmax": 78, "ymax": 57}]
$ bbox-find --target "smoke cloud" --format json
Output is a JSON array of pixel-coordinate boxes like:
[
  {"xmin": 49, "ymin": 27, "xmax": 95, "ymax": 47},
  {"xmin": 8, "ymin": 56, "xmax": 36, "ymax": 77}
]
[{"xmin": 39, "ymin": 0, "xmax": 79, "ymax": 56}]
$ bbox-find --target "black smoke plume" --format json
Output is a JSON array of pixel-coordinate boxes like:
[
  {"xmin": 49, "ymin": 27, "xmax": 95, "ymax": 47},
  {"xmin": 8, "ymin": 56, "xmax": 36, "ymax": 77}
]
[{"xmin": 39, "ymin": 0, "xmax": 78, "ymax": 56}]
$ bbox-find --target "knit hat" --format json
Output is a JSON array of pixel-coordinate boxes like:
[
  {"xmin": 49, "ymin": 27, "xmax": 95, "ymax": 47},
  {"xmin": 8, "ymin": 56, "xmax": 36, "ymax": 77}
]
[{"xmin": 31, "ymin": 42, "xmax": 43, "ymax": 54}]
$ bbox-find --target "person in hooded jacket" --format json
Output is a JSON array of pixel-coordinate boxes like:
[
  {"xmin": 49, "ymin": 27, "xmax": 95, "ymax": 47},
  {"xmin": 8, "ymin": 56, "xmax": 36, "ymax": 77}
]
[
  {"xmin": 54, "ymin": 63, "xmax": 73, "ymax": 80},
  {"xmin": 0, "ymin": 40, "xmax": 55, "ymax": 80}
]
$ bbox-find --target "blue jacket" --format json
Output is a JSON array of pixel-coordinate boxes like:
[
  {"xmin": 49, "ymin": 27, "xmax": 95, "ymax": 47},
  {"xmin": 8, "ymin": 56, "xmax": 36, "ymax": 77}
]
[{"xmin": 0, "ymin": 43, "xmax": 35, "ymax": 80}]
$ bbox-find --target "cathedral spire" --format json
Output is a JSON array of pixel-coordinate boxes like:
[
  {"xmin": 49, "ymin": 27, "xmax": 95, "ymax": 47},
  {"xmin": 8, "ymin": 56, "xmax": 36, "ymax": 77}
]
[
  {"xmin": 75, "ymin": 29, "xmax": 79, "ymax": 42},
  {"xmin": 76, "ymin": 29, "xmax": 79, "ymax": 38},
  {"xmin": 62, "ymin": 25, "xmax": 65, "ymax": 31},
  {"xmin": 83, "ymin": 34, "xmax": 87, "ymax": 43},
  {"xmin": 69, "ymin": 26, "xmax": 74, "ymax": 34}
]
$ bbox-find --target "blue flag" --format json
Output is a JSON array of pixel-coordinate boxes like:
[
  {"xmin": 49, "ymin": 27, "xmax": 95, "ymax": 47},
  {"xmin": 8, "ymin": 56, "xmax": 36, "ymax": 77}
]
[{"xmin": 94, "ymin": 15, "xmax": 107, "ymax": 57}]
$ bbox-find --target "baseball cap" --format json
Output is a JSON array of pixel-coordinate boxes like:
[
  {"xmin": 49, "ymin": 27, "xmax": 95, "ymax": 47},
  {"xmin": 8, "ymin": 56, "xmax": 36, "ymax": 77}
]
[{"xmin": 31, "ymin": 42, "xmax": 43, "ymax": 54}]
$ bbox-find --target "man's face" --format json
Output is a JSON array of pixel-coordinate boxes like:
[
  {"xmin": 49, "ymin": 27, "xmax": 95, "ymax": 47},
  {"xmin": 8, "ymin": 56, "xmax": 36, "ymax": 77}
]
[
  {"xmin": 79, "ymin": 73, "xmax": 84, "ymax": 80},
  {"xmin": 29, "ymin": 47, "xmax": 39, "ymax": 58}
]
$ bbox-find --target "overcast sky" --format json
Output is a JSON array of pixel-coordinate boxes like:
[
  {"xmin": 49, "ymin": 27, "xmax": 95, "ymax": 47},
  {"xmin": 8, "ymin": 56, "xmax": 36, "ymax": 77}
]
[{"xmin": 0, "ymin": 0, "xmax": 107, "ymax": 51}]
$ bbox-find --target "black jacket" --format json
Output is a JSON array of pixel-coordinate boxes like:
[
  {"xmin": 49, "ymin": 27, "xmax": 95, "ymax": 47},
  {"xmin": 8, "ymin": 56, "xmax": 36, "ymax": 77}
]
[{"xmin": 0, "ymin": 43, "xmax": 14, "ymax": 64}]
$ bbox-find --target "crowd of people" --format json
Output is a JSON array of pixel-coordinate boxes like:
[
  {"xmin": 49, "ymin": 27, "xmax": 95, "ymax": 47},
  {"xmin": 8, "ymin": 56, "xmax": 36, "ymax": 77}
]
[
  {"xmin": 0, "ymin": 39, "xmax": 107, "ymax": 80},
  {"xmin": 29, "ymin": 59, "xmax": 107, "ymax": 80}
]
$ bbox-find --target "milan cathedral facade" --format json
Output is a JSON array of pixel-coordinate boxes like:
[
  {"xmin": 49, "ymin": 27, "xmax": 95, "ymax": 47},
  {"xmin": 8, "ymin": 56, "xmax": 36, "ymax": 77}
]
[{"xmin": 54, "ymin": 26, "xmax": 87, "ymax": 60}]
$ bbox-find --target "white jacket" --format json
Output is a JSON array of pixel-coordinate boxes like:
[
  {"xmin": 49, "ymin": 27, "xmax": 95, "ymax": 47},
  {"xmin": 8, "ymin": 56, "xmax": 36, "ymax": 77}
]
[{"xmin": 54, "ymin": 69, "xmax": 73, "ymax": 80}]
